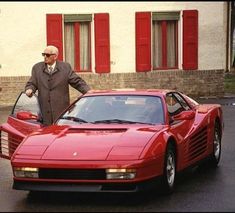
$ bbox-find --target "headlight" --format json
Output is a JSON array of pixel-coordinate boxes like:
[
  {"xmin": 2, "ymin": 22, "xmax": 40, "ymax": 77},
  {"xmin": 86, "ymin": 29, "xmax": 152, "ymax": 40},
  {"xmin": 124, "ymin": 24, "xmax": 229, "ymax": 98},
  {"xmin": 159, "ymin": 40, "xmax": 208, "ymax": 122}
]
[
  {"xmin": 106, "ymin": 168, "xmax": 136, "ymax": 180},
  {"xmin": 13, "ymin": 167, "xmax": 39, "ymax": 178}
]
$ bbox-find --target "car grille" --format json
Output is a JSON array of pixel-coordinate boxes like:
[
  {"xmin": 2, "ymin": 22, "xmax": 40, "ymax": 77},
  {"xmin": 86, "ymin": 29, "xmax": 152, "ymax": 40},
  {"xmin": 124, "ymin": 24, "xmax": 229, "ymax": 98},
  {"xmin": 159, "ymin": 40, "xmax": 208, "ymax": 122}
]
[{"xmin": 39, "ymin": 168, "xmax": 106, "ymax": 180}]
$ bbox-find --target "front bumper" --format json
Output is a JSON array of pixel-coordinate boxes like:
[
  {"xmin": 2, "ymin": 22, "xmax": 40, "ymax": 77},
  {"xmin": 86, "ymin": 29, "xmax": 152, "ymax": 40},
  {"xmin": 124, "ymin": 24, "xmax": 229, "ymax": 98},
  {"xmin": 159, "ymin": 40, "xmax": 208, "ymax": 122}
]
[{"xmin": 13, "ymin": 177, "xmax": 162, "ymax": 193}]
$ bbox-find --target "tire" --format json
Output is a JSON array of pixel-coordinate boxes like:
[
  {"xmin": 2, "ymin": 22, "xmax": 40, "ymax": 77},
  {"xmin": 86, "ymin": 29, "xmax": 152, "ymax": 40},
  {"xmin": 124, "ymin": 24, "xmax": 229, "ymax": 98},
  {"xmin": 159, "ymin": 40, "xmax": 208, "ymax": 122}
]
[
  {"xmin": 209, "ymin": 122, "xmax": 221, "ymax": 167},
  {"xmin": 28, "ymin": 191, "xmax": 44, "ymax": 199},
  {"xmin": 160, "ymin": 143, "xmax": 176, "ymax": 195}
]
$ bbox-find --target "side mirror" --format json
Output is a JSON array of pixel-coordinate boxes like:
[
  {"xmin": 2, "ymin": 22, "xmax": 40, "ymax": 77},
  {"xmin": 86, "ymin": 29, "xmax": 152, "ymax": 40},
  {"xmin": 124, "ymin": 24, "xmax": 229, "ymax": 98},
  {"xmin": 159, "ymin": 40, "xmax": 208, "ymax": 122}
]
[
  {"xmin": 173, "ymin": 110, "xmax": 195, "ymax": 121},
  {"xmin": 16, "ymin": 111, "xmax": 39, "ymax": 121}
]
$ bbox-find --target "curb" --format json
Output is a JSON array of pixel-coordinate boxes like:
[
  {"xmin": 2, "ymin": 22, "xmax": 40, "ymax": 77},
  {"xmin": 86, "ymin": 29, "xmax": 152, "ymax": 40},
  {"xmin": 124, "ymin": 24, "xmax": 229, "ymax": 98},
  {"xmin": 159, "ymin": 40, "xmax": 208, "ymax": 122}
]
[{"xmin": 198, "ymin": 93, "xmax": 235, "ymax": 100}]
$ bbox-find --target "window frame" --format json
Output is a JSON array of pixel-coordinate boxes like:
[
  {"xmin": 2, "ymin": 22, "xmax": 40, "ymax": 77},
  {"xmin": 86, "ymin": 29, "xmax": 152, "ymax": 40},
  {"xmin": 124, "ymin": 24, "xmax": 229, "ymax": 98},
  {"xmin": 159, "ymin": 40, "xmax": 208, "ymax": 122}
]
[
  {"xmin": 64, "ymin": 17, "xmax": 92, "ymax": 73},
  {"xmin": 151, "ymin": 20, "xmax": 179, "ymax": 70},
  {"xmin": 166, "ymin": 92, "xmax": 191, "ymax": 116},
  {"xmin": 152, "ymin": 12, "xmax": 179, "ymax": 70}
]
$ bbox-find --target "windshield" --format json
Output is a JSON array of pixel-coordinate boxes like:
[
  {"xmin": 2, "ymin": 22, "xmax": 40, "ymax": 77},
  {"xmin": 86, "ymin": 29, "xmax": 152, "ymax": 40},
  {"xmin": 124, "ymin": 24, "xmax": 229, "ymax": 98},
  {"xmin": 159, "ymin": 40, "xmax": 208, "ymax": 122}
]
[{"xmin": 56, "ymin": 95, "xmax": 164, "ymax": 125}]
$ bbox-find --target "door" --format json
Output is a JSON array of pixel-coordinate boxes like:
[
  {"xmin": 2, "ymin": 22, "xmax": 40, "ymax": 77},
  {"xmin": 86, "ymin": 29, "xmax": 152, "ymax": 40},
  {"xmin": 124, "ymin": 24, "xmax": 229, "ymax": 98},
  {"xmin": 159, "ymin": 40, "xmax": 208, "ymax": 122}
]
[
  {"xmin": 166, "ymin": 92, "xmax": 195, "ymax": 170},
  {"xmin": 0, "ymin": 92, "xmax": 43, "ymax": 159}
]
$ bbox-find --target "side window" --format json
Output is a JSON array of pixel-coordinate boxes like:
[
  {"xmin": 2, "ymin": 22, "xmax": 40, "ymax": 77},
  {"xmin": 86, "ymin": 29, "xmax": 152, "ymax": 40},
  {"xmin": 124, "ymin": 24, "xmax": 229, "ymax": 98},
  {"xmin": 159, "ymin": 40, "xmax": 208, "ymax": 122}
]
[
  {"xmin": 166, "ymin": 93, "xmax": 185, "ymax": 116},
  {"xmin": 174, "ymin": 93, "xmax": 191, "ymax": 110},
  {"xmin": 12, "ymin": 92, "xmax": 42, "ymax": 121}
]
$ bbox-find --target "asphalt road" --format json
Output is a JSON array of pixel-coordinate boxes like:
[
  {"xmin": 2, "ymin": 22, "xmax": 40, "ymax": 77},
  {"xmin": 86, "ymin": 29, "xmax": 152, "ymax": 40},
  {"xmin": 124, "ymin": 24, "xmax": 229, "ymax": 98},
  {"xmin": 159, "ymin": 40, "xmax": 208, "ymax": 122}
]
[{"xmin": 0, "ymin": 97, "xmax": 235, "ymax": 212}]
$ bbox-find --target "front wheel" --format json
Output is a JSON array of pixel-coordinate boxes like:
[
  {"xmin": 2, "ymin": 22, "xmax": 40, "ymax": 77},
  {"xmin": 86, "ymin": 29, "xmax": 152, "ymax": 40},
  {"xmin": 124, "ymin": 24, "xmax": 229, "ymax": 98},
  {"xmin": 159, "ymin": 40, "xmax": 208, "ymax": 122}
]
[{"xmin": 160, "ymin": 143, "xmax": 176, "ymax": 194}]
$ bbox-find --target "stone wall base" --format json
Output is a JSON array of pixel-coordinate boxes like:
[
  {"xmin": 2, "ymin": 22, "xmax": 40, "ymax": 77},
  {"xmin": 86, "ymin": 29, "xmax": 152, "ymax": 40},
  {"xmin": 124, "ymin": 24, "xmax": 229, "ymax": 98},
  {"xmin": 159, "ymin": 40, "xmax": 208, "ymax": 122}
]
[{"xmin": 0, "ymin": 69, "xmax": 225, "ymax": 106}]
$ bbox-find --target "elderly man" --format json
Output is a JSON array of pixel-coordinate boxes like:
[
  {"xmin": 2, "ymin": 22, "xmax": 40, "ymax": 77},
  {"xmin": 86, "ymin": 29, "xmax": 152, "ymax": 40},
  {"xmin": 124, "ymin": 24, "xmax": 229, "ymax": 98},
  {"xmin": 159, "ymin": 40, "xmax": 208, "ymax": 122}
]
[{"xmin": 25, "ymin": 45, "xmax": 91, "ymax": 126}]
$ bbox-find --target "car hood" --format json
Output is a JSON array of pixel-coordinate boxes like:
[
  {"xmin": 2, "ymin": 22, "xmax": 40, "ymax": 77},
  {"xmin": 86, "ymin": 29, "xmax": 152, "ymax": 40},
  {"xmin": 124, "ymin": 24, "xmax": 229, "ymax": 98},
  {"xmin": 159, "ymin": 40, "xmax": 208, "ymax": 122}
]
[{"xmin": 16, "ymin": 124, "xmax": 165, "ymax": 160}]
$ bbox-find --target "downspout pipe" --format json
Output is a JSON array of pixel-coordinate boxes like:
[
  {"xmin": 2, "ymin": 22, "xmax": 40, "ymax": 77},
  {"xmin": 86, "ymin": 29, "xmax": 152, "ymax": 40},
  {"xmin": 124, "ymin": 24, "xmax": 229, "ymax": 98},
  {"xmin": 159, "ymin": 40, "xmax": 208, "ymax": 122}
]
[{"xmin": 226, "ymin": 1, "xmax": 230, "ymax": 73}]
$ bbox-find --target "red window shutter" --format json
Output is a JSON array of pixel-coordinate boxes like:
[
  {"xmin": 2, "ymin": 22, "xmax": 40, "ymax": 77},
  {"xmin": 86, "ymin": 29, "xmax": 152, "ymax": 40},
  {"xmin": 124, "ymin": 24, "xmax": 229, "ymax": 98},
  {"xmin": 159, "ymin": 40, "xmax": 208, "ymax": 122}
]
[
  {"xmin": 46, "ymin": 14, "xmax": 63, "ymax": 61},
  {"xmin": 183, "ymin": 10, "xmax": 198, "ymax": 70},
  {"xmin": 135, "ymin": 12, "xmax": 151, "ymax": 72},
  {"xmin": 94, "ymin": 13, "xmax": 110, "ymax": 73}
]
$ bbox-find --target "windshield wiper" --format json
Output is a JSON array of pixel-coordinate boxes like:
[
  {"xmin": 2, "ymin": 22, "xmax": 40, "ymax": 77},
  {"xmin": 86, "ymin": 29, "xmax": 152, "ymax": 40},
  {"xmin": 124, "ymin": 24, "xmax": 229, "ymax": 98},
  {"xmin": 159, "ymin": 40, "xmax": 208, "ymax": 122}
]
[
  {"xmin": 93, "ymin": 119, "xmax": 147, "ymax": 124},
  {"xmin": 61, "ymin": 116, "xmax": 88, "ymax": 123}
]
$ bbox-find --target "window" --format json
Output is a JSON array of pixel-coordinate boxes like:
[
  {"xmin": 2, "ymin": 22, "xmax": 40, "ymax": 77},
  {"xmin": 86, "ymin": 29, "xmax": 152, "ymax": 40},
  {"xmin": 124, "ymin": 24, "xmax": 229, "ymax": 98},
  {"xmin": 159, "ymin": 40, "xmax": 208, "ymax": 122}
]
[
  {"xmin": 46, "ymin": 13, "xmax": 110, "ymax": 73},
  {"xmin": 173, "ymin": 92, "xmax": 191, "ymax": 110},
  {"xmin": 166, "ymin": 92, "xmax": 190, "ymax": 116},
  {"xmin": 136, "ymin": 10, "xmax": 198, "ymax": 72},
  {"xmin": 152, "ymin": 12, "xmax": 179, "ymax": 69},
  {"xmin": 12, "ymin": 92, "xmax": 41, "ymax": 120},
  {"xmin": 166, "ymin": 94, "xmax": 183, "ymax": 115},
  {"xmin": 64, "ymin": 14, "xmax": 92, "ymax": 72}
]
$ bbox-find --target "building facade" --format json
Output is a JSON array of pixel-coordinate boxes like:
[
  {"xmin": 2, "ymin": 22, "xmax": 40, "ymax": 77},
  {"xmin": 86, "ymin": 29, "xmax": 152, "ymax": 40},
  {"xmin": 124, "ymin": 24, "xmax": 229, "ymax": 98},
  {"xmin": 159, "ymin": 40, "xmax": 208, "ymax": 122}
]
[{"xmin": 0, "ymin": 2, "xmax": 232, "ymax": 105}]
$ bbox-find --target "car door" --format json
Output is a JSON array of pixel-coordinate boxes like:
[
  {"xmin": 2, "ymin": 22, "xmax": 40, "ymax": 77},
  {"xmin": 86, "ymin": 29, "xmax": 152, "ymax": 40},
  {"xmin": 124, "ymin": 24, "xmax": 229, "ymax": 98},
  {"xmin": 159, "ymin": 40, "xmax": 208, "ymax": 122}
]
[
  {"xmin": 0, "ymin": 92, "xmax": 43, "ymax": 159},
  {"xmin": 166, "ymin": 92, "xmax": 196, "ymax": 170}
]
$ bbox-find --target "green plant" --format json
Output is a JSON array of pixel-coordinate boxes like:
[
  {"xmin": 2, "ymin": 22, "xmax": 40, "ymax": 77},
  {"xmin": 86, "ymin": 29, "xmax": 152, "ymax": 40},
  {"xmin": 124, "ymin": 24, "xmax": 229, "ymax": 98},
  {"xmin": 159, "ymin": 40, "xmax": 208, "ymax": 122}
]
[{"xmin": 224, "ymin": 73, "xmax": 235, "ymax": 94}]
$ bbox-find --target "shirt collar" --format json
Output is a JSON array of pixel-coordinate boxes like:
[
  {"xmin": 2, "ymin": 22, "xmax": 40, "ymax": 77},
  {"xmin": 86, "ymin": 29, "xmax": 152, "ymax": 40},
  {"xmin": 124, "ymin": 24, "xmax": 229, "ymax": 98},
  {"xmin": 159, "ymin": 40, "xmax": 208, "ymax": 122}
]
[{"xmin": 47, "ymin": 61, "xmax": 56, "ymax": 70}]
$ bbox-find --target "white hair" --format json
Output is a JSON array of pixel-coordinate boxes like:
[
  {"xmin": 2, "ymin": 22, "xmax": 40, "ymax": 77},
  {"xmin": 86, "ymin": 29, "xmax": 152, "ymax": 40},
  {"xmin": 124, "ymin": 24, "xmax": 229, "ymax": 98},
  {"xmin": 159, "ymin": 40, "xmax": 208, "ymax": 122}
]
[{"xmin": 45, "ymin": 45, "xmax": 59, "ymax": 56}]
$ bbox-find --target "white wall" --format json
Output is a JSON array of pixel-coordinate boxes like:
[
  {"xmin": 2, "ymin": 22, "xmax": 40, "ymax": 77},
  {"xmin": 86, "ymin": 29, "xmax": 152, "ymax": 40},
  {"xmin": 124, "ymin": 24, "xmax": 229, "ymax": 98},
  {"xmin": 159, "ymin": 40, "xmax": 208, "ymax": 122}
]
[{"xmin": 0, "ymin": 1, "xmax": 226, "ymax": 76}]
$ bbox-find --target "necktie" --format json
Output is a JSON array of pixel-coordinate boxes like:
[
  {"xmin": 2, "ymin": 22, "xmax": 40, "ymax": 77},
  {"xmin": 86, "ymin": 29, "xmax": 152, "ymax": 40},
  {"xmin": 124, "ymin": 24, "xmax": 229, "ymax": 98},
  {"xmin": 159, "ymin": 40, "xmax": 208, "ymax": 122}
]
[{"xmin": 48, "ymin": 66, "xmax": 53, "ymax": 73}]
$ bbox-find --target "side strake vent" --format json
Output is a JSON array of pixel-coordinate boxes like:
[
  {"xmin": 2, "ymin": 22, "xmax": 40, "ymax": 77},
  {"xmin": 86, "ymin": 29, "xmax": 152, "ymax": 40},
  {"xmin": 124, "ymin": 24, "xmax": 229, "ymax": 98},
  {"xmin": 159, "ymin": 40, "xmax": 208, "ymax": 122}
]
[
  {"xmin": 188, "ymin": 126, "xmax": 208, "ymax": 161},
  {"xmin": 0, "ymin": 131, "xmax": 23, "ymax": 159}
]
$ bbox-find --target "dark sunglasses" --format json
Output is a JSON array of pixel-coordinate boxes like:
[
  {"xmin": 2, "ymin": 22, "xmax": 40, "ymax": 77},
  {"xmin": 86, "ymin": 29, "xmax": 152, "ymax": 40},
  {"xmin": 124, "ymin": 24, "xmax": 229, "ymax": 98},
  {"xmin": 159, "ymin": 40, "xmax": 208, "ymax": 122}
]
[{"xmin": 42, "ymin": 53, "xmax": 55, "ymax": 57}]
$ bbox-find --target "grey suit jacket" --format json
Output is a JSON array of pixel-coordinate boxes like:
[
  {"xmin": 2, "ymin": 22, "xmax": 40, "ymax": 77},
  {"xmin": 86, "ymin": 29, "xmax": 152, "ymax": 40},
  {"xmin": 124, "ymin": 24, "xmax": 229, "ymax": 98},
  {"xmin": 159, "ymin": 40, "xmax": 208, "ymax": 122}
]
[{"xmin": 25, "ymin": 61, "xmax": 90, "ymax": 125}]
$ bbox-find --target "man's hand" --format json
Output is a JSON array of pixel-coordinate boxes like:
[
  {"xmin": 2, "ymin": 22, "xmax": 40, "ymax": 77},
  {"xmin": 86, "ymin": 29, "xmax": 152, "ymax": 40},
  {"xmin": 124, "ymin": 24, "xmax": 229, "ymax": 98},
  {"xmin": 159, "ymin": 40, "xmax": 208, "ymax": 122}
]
[{"xmin": 25, "ymin": 89, "xmax": 33, "ymax": 97}]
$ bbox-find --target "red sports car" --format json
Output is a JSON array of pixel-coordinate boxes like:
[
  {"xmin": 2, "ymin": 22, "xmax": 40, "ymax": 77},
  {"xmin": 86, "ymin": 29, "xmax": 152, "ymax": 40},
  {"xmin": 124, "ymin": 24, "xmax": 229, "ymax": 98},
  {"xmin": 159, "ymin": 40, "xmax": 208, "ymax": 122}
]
[{"xmin": 0, "ymin": 89, "xmax": 223, "ymax": 194}]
